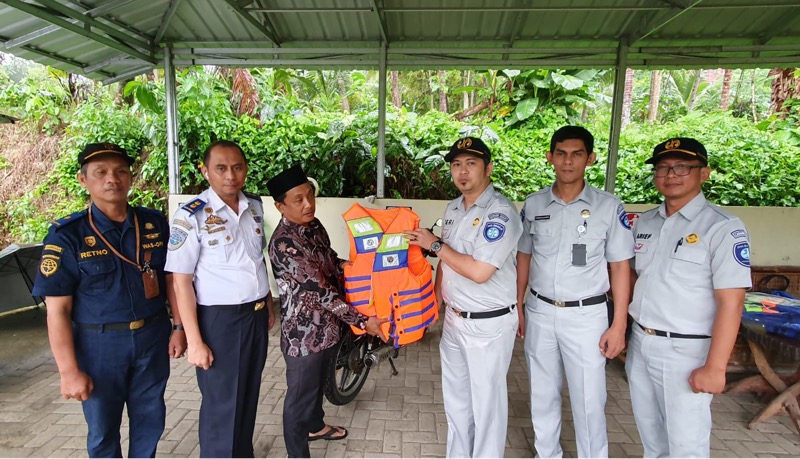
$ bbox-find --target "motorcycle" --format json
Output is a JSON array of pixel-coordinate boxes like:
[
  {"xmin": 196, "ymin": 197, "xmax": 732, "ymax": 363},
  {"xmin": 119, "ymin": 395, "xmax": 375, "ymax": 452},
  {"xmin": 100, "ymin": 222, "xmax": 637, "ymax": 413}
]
[{"xmin": 323, "ymin": 218, "xmax": 442, "ymax": 405}]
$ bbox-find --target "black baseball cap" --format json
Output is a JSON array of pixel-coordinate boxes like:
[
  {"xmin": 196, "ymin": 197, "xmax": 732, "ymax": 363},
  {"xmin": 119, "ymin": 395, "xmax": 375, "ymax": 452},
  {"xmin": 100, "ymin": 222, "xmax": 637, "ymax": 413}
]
[
  {"xmin": 444, "ymin": 137, "xmax": 492, "ymax": 163},
  {"xmin": 647, "ymin": 137, "xmax": 708, "ymax": 166},
  {"xmin": 78, "ymin": 142, "xmax": 135, "ymax": 166}
]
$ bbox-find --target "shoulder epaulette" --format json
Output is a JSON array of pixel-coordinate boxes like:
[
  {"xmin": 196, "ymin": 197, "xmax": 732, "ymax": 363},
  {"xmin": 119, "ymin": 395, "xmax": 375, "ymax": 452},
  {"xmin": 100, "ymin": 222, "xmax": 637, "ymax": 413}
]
[
  {"xmin": 243, "ymin": 191, "xmax": 262, "ymax": 201},
  {"xmin": 181, "ymin": 198, "xmax": 206, "ymax": 215},
  {"xmin": 50, "ymin": 209, "xmax": 87, "ymax": 231}
]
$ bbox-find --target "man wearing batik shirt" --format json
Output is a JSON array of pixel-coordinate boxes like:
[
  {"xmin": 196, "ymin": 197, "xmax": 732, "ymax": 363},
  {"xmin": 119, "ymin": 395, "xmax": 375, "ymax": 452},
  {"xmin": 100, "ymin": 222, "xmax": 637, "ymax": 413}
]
[{"xmin": 266, "ymin": 165, "xmax": 386, "ymax": 458}]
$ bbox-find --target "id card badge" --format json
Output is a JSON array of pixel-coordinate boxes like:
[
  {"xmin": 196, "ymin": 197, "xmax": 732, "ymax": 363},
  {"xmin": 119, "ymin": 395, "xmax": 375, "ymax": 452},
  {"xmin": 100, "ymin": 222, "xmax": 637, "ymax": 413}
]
[
  {"xmin": 142, "ymin": 268, "xmax": 160, "ymax": 299},
  {"xmin": 572, "ymin": 243, "xmax": 587, "ymax": 266}
]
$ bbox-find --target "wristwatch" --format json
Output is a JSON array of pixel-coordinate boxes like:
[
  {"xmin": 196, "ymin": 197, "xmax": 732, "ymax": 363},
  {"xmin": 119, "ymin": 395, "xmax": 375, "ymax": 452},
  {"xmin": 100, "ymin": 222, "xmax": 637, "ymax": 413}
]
[
  {"xmin": 172, "ymin": 324, "xmax": 185, "ymax": 331},
  {"xmin": 430, "ymin": 240, "xmax": 443, "ymax": 253}
]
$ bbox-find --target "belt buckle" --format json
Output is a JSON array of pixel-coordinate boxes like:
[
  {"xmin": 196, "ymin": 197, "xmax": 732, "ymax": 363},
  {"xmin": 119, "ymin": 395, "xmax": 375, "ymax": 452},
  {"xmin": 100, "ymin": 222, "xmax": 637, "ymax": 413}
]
[
  {"xmin": 644, "ymin": 327, "xmax": 656, "ymax": 335},
  {"xmin": 254, "ymin": 301, "xmax": 265, "ymax": 311},
  {"xmin": 451, "ymin": 307, "xmax": 463, "ymax": 318},
  {"xmin": 554, "ymin": 300, "xmax": 566, "ymax": 307},
  {"xmin": 129, "ymin": 319, "xmax": 145, "ymax": 330}
]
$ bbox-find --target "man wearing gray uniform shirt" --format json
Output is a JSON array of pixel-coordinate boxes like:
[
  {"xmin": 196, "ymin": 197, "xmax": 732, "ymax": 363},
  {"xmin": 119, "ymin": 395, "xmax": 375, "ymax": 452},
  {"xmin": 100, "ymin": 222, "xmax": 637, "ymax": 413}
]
[
  {"xmin": 517, "ymin": 126, "xmax": 633, "ymax": 458},
  {"xmin": 407, "ymin": 137, "xmax": 522, "ymax": 458},
  {"xmin": 627, "ymin": 137, "xmax": 751, "ymax": 457}
]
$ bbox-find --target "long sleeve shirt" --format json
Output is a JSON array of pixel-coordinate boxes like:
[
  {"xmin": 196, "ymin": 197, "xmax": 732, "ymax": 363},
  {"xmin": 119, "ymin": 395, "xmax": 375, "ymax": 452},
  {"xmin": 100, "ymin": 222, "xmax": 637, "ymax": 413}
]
[{"xmin": 268, "ymin": 217, "xmax": 367, "ymax": 357}]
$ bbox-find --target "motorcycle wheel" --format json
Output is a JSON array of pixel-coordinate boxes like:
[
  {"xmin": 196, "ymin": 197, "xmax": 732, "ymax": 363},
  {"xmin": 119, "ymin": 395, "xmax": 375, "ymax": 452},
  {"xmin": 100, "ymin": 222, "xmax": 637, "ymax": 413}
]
[{"xmin": 323, "ymin": 327, "xmax": 371, "ymax": 405}]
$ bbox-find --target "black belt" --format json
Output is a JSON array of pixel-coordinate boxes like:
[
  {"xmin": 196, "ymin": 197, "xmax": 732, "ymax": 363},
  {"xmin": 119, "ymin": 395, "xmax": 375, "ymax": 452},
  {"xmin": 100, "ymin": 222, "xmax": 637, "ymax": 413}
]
[
  {"xmin": 198, "ymin": 297, "xmax": 268, "ymax": 312},
  {"xmin": 75, "ymin": 309, "xmax": 167, "ymax": 332},
  {"xmin": 530, "ymin": 289, "xmax": 607, "ymax": 308},
  {"xmin": 450, "ymin": 304, "xmax": 515, "ymax": 319},
  {"xmin": 637, "ymin": 322, "xmax": 710, "ymax": 339}
]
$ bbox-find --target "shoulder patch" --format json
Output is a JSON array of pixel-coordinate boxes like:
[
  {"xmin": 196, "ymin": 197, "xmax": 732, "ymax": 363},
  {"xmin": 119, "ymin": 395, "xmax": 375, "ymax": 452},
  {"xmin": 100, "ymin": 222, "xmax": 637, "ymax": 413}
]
[
  {"xmin": 733, "ymin": 241, "xmax": 750, "ymax": 267},
  {"xmin": 51, "ymin": 210, "xmax": 87, "ymax": 231},
  {"xmin": 168, "ymin": 228, "xmax": 189, "ymax": 251},
  {"xmin": 731, "ymin": 229, "xmax": 747, "ymax": 239},
  {"xmin": 483, "ymin": 221, "xmax": 506, "ymax": 242},
  {"xmin": 181, "ymin": 198, "xmax": 206, "ymax": 215},
  {"xmin": 488, "ymin": 212, "xmax": 510, "ymax": 222},
  {"xmin": 617, "ymin": 203, "xmax": 631, "ymax": 230}
]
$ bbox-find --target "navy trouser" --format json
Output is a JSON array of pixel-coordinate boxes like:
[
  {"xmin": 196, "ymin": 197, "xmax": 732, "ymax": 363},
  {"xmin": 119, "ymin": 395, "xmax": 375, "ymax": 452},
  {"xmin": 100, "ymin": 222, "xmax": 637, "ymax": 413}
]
[
  {"xmin": 282, "ymin": 347, "xmax": 333, "ymax": 458},
  {"xmin": 74, "ymin": 316, "xmax": 171, "ymax": 458},
  {"xmin": 196, "ymin": 304, "xmax": 269, "ymax": 458}
]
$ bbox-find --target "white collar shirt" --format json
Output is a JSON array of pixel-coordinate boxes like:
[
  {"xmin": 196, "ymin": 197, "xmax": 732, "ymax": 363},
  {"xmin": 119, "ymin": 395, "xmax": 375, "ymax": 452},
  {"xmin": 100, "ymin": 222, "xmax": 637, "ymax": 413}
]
[
  {"xmin": 629, "ymin": 192, "xmax": 752, "ymax": 335},
  {"xmin": 440, "ymin": 184, "xmax": 522, "ymax": 312},
  {"xmin": 165, "ymin": 187, "xmax": 269, "ymax": 305},
  {"xmin": 518, "ymin": 182, "xmax": 634, "ymax": 300}
]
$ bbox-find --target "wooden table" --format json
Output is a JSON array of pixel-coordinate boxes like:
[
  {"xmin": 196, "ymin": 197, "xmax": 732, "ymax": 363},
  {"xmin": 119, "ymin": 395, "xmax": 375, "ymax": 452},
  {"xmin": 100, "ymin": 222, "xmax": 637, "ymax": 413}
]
[{"xmin": 725, "ymin": 321, "xmax": 800, "ymax": 433}]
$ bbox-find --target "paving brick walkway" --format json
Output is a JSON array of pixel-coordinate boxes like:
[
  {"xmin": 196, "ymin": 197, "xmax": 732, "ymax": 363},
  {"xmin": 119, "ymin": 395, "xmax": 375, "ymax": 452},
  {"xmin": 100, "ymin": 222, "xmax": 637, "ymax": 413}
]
[{"xmin": 1, "ymin": 313, "xmax": 798, "ymax": 457}]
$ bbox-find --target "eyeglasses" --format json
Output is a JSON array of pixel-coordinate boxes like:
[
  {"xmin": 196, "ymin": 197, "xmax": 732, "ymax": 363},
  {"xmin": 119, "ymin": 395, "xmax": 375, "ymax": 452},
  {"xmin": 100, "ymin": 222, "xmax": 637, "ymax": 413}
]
[{"xmin": 653, "ymin": 164, "xmax": 704, "ymax": 177}]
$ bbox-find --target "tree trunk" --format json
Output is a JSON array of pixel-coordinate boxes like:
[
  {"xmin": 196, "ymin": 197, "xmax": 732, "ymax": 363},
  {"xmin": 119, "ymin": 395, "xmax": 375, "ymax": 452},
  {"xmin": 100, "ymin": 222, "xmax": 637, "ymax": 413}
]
[
  {"xmin": 720, "ymin": 69, "xmax": 733, "ymax": 110},
  {"xmin": 621, "ymin": 68, "xmax": 635, "ymax": 129},
  {"xmin": 438, "ymin": 70, "xmax": 448, "ymax": 112},
  {"xmin": 463, "ymin": 70, "xmax": 471, "ymax": 111},
  {"xmin": 647, "ymin": 70, "xmax": 661, "ymax": 123},
  {"xmin": 339, "ymin": 78, "xmax": 350, "ymax": 113},
  {"xmin": 769, "ymin": 68, "xmax": 800, "ymax": 116},
  {"xmin": 687, "ymin": 69, "xmax": 702, "ymax": 111},
  {"xmin": 751, "ymin": 69, "xmax": 758, "ymax": 122},
  {"xmin": 391, "ymin": 71, "xmax": 401, "ymax": 109}
]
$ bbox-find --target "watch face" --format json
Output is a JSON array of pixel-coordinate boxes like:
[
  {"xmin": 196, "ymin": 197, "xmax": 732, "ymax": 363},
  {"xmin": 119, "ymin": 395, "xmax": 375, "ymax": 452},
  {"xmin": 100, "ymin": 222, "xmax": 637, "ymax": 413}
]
[{"xmin": 431, "ymin": 241, "xmax": 442, "ymax": 252}]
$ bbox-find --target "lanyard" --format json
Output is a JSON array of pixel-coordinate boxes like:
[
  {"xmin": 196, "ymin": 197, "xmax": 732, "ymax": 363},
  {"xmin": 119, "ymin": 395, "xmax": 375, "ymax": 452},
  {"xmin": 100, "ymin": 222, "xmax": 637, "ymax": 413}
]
[{"xmin": 88, "ymin": 206, "xmax": 144, "ymax": 271}]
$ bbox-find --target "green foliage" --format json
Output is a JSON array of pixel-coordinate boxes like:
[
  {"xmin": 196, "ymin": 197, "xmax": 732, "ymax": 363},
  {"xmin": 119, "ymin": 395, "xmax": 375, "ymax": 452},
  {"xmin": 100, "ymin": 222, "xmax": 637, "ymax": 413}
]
[{"xmin": 1, "ymin": 65, "xmax": 798, "ymax": 246}]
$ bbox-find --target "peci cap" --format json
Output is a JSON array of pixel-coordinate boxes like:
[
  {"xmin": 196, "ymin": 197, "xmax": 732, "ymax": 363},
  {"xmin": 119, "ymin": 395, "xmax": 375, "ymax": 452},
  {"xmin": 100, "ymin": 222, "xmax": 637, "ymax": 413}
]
[
  {"xmin": 78, "ymin": 142, "xmax": 135, "ymax": 166},
  {"xmin": 444, "ymin": 137, "xmax": 492, "ymax": 163},
  {"xmin": 266, "ymin": 164, "xmax": 311, "ymax": 198},
  {"xmin": 647, "ymin": 137, "xmax": 708, "ymax": 165}
]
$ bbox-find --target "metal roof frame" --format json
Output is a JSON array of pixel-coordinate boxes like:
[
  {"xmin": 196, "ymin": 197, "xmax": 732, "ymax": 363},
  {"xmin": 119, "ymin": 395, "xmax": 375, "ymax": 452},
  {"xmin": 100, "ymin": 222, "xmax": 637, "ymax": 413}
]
[{"xmin": 2, "ymin": 0, "xmax": 799, "ymax": 196}]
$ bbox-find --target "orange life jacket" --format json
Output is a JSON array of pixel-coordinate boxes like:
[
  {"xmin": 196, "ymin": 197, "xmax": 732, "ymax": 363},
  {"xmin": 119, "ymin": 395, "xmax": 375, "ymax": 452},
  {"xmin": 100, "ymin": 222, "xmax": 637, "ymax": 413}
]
[{"xmin": 342, "ymin": 203, "xmax": 438, "ymax": 347}]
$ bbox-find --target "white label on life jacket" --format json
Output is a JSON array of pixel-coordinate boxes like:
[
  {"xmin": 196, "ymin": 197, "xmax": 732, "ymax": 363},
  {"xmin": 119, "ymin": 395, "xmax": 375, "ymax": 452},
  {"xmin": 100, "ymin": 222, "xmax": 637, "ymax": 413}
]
[
  {"xmin": 363, "ymin": 236, "xmax": 379, "ymax": 250},
  {"xmin": 382, "ymin": 254, "xmax": 399, "ymax": 267},
  {"xmin": 354, "ymin": 221, "xmax": 374, "ymax": 233},
  {"xmin": 385, "ymin": 235, "xmax": 403, "ymax": 248}
]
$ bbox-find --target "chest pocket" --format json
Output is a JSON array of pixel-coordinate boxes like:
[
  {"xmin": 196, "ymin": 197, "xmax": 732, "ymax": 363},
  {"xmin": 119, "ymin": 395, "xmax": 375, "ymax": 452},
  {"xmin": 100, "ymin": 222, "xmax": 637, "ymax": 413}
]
[
  {"xmin": 668, "ymin": 242, "xmax": 709, "ymax": 281},
  {"xmin": 670, "ymin": 243, "xmax": 707, "ymax": 265},
  {"xmin": 202, "ymin": 229, "xmax": 233, "ymax": 262},
  {"xmin": 78, "ymin": 258, "xmax": 115, "ymax": 292},
  {"xmin": 581, "ymin": 229, "xmax": 606, "ymax": 263},
  {"xmin": 531, "ymin": 220, "xmax": 556, "ymax": 256}
]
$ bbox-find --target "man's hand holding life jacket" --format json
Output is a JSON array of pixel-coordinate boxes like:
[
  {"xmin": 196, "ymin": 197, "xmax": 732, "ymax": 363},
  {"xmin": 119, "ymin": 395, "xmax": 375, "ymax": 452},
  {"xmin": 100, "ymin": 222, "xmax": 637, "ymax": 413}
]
[{"xmin": 365, "ymin": 316, "xmax": 390, "ymax": 341}]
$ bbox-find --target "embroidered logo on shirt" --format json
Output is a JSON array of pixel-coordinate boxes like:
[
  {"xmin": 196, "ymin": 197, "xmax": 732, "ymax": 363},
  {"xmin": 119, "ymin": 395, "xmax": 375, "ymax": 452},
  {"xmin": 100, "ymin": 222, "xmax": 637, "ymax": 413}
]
[
  {"xmin": 168, "ymin": 229, "xmax": 188, "ymax": 251},
  {"xmin": 144, "ymin": 222, "xmax": 155, "ymax": 230},
  {"xmin": 733, "ymin": 241, "xmax": 750, "ymax": 267},
  {"xmin": 483, "ymin": 222, "xmax": 506, "ymax": 242},
  {"xmin": 731, "ymin": 229, "xmax": 747, "ymax": 239},
  {"xmin": 173, "ymin": 219, "xmax": 193, "ymax": 231},
  {"xmin": 636, "ymin": 233, "xmax": 652, "ymax": 240},
  {"xmin": 84, "ymin": 236, "xmax": 96, "ymax": 247},
  {"xmin": 617, "ymin": 204, "xmax": 631, "ymax": 230},
  {"xmin": 40, "ymin": 258, "xmax": 59, "ymax": 277}
]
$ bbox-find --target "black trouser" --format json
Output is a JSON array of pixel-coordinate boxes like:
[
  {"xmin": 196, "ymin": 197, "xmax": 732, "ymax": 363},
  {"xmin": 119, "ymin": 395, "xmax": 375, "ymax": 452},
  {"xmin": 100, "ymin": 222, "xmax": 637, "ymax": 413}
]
[
  {"xmin": 283, "ymin": 346, "xmax": 333, "ymax": 458},
  {"xmin": 196, "ymin": 304, "xmax": 269, "ymax": 458}
]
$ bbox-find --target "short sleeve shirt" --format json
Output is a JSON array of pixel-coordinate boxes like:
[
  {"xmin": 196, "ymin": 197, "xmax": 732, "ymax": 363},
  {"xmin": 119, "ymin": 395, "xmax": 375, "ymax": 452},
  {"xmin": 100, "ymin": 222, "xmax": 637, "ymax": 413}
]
[
  {"xmin": 165, "ymin": 188, "xmax": 269, "ymax": 305},
  {"xmin": 518, "ymin": 183, "xmax": 634, "ymax": 300},
  {"xmin": 440, "ymin": 184, "xmax": 522, "ymax": 312},
  {"xmin": 32, "ymin": 204, "xmax": 170, "ymax": 324},
  {"xmin": 629, "ymin": 192, "xmax": 752, "ymax": 335}
]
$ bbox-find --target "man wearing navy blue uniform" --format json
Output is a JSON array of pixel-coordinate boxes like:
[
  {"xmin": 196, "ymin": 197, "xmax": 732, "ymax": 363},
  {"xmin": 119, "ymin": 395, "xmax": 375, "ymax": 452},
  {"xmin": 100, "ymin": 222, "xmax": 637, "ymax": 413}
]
[{"xmin": 32, "ymin": 143, "xmax": 186, "ymax": 458}]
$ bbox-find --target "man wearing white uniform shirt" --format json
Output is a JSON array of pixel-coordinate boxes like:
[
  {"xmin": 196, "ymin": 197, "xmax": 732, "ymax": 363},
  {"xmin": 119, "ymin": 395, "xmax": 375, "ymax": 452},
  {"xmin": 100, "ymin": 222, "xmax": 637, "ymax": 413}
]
[
  {"xmin": 516, "ymin": 126, "xmax": 633, "ymax": 458},
  {"xmin": 166, "ymin": 140, "xmax": 275, "ymax": 458},
  {"xmin": 627, "ymin": 137, "xmax": 751, "ymax": 457},
  {"xmin": 407, "ymin": 137, "xmax": 522, "ymax": 458}
]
